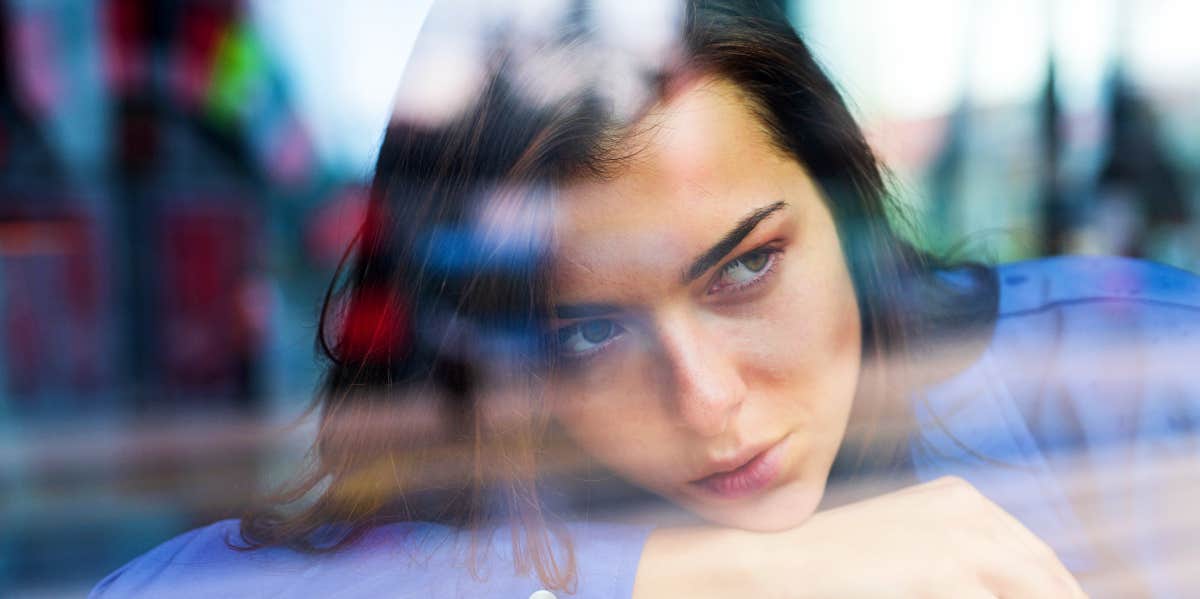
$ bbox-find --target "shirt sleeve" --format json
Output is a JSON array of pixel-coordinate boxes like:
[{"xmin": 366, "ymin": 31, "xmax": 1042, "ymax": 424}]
[
  {"xmin": 88, "ymin": 519, "xmax": 654, "ymax": 599},
  {"xmin": 992, "ymin": 257, "xmax": 1200, "ymax": 596},
  {"xmin": 910, "ymin": 257, "xmax": 1200, "ymax": 597}
]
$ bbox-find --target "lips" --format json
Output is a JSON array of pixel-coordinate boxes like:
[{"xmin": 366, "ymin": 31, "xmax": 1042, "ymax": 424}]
[{"xmin": 689, "ymin": 435, "xmax": 789, "ymax": 500}]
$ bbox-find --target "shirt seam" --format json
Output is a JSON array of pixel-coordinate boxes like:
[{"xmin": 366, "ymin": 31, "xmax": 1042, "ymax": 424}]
[{"xmin": 999, "ymin": 296, "xmax": 1200, "ymax": 320}]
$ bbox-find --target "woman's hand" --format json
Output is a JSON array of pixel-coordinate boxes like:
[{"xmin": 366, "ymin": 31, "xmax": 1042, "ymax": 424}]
[{"xmin": 632, "ymin": 476, "xmax": 1087, "ymax": 598}]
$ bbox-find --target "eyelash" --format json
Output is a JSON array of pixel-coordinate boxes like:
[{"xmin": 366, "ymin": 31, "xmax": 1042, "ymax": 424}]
[
  {"xmin": 706, "ymin": 246, "xmax": 783, "ymax": 295},
  {"xmin": 553, "ymin": 245, "xmax": 784, "ymax": 364},
  {"xmin": 555, "ymin": 322, "xmax": 625, "ymax": 363}
]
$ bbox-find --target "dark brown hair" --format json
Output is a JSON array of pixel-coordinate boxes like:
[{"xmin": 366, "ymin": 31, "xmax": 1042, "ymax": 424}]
[{"xmin": 238, "ymin": 0, "xmax": 997, "ymax": 591}]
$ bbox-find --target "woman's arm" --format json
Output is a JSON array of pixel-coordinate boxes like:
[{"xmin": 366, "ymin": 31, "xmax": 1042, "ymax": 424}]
[
  {"xmin": 90, "ymin": 480, "xmax": 1083, "ymax": 597},
  {"xmin": 633, "ymin": 477, "xmax": 1086, "ymax": 598}
]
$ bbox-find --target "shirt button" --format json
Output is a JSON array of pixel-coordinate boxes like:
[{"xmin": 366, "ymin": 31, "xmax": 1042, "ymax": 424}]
[{"xmin": 529, "ymin": 591, "xmax": 557, "ymax": 599}]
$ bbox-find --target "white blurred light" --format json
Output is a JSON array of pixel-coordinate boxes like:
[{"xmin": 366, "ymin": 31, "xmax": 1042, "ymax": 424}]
[
  {"xmin": 392, "ymin": 36, "xmax": 486, "ymax": 128},
  {"xmin": 965, "ymin": 0, "xmax": 1049, "ymax": 106},
  {"xmin": 1126, "ymin": 0, "xmax": 1200, "ymax": 90},
  {"xmin": 504, "ymin": 0, "xmax": 682, "ymax": 124},
  {"xmin": 505, "ymin": 0, "xmax": 573, "ymax": 39},
  {"xmin": 510, "ymin": 44, "xmax": 594, "ymax": 110},
  {"xmin": 802, "ymin": 0, "xmax": 968, "ymax": 121},
  {"xmin": 249, "ymin": 0, "xmax": 686, "ymax": 172},
  {"xmin": 1053, "ymin": 0, "xmax": 1117, "ymax": 111},
  {"xmin": 251, "ymin": 0, "xmax": 435, "ymax": 175},
  {"xmin": 476, "ymin": 184, "xmax": 555, "ymax": 261},
  {"xmin": 592, "ymin": 0, "xmax": 683, "ymax": 122},
  {"xmin": 593, "ymin": 0, "xmax": 683, "ymax": 62}
]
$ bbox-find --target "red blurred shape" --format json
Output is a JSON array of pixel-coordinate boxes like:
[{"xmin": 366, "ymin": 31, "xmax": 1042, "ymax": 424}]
[
  {"xmin": 340, "ymin": 286, "xmax": 409, "ymax": 363},
  {"xmin": 0, "ymin": 210, "xmax": 108, "ymax": 400},
  {"xmin": 102, "ymin": 0, "xmax": 147, "ymax": 94},
  {"xmin": 173, "ymin": 2, "xmax": 235, "ymax": 108},
  {"xmin": 160, "ymin": 202, "xmax": 256, "ymax": 395},
  {"xmin": 305, "ymin": 186, "xmax": 367, "ymax": 267}
]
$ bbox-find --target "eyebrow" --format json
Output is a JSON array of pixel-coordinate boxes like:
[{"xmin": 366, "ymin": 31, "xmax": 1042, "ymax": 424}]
[
  {"xmin": 682, "ymin": 200, "xmax": 788, "ymax": 284},
  {"xmin": 552, "ymin": 200, "xmax": 789, "ymax": 320}
]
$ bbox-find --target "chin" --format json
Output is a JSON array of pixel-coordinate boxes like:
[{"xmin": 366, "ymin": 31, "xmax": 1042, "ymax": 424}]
[{"xmin": 685, "ymin": 477, "xmax": 827, "ymax": 532}]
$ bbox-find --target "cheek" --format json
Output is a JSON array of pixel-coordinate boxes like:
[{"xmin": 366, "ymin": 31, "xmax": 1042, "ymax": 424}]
[
  {"xmin": 720, "ymin": 249, "xmax": 861, "ymax": 456},
  {"xmin": 736, "ymin": 258, "xmax": 859, "ymax": 378},
  {"xmin": 548, "ymin": 375, "xmax": 680, "ymax": 486}
]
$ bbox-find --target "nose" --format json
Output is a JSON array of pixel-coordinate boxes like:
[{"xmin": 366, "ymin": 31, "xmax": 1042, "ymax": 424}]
[{"xmin": 654, "ymin": 310, "xmax": 747, "ymax": 438}]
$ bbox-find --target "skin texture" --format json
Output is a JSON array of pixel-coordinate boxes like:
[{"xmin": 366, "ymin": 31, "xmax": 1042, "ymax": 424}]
[
  {"xmin": 547, "ymin": 77, "xmax": 862, "ymax": 531},
  {"xmin": 630, "ymin": 477, "xmax": 1089, "ymax": 598}
]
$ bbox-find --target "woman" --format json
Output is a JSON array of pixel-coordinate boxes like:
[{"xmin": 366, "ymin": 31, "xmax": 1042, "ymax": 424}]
[{"xmin": 92, "ymin": 0, "xmax": 1200, "ymax": 597}]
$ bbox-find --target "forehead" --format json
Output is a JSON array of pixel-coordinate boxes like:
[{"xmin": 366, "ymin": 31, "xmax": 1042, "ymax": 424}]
[{"xmin": 551, "ymin": 78, "xmax": 807, "ymax": 298}]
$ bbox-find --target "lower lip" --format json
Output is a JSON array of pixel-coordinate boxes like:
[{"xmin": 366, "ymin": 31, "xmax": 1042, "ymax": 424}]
[{"xmin": 691, "ymin": 435, "xmax": 789, "ymax": 500}]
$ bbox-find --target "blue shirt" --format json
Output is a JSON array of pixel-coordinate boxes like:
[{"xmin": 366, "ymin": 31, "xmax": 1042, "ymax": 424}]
[
  {"xmin": 91, "ymin": 256, "xmax": 1200, "ymax": 598},
  {"xmin": 911, "ymin": 256, "xmax": 1200, "ymax": 597},
  {"xmin": 88, "ymin": 520, "xmax": 650, "ymax": 598}
]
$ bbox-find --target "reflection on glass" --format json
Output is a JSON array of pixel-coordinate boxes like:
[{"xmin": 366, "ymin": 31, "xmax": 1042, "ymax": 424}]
[{"xmin": 1, "ymin": 1, "xmax": 1199, "ymax": 597}]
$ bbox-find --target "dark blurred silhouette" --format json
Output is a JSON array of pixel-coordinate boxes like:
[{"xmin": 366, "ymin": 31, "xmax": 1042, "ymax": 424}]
[
  {"xmin": 1089, "ymin": 67, "xmax": 1190, "ymax": 257},
  {"xmin": 107, "ymin": 0, "xmax": 265, "ymax": 412}
]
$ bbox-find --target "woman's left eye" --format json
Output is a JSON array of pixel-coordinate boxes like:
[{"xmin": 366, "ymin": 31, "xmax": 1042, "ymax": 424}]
[
  {"xmin": 709, "ymin": 248, "xmax": 780, "ymax": 294},
  {"xmin": 555, "ymin": 319, "xmax": 626, "ymax": 359}
]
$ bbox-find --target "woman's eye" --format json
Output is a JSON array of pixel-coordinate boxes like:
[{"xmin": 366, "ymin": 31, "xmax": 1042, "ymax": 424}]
[
  {"xmin": 710, "ymin": 248, "xmax": 779, "ymax": 293},
  {"xmin": 556, "ymin": 319, "xmax": 625, "ymax": 358}
]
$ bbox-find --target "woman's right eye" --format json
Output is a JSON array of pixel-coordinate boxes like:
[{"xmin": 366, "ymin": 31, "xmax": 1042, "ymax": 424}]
[{"xmin": 555, "ymin": 319, "xmax": 625, "ymax": 359}]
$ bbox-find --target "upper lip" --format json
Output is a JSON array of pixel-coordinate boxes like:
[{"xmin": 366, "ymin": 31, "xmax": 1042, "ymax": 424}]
[{"xmin": 689, "ymin": 437, "xmax": 781, "ymax": 482}]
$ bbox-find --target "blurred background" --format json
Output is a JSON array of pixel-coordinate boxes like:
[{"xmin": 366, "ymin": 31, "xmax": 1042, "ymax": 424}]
[{"xmin": 1, "ymin": 0, "xmax": 1197, "ymax": 595}]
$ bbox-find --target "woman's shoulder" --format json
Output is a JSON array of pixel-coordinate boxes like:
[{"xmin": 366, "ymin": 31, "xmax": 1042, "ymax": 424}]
[
  {"xmin": 912, "ymin": 257, "xmax": 1200, "ymax": 591},
  {"xmin": 993, "ymin": 255, "xmax": 1200, "ymax": 316},
  {"xmin": 89, "ymin": 518, "xmax": 652, "ymax": 598},
  {"xmin": 915, "ymin": 256, "xmax": 1200, "ymax": 450},
  {"xmin": 87, "ymin": 519, "xmax": 458, "ymax": 598},
  {"xmin": 920, "ymin": 256, "xmax": 1200, "ymax": 401},
  {"xmin": 987, "ymin": 256, "xmax": 1200, "ymax": 393},
  {"xmin": 88, "ymin": 520, "xmax": 240, "ymax": 598},
  {"xmin": 916, "ymin": 255, "xmax": 1200, "ymax": 457}
]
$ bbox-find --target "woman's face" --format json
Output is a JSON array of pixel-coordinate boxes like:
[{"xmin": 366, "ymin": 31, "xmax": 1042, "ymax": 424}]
[{"xmin": 546, "ymin": 78, "xmax": 862, "ymax": 531}]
